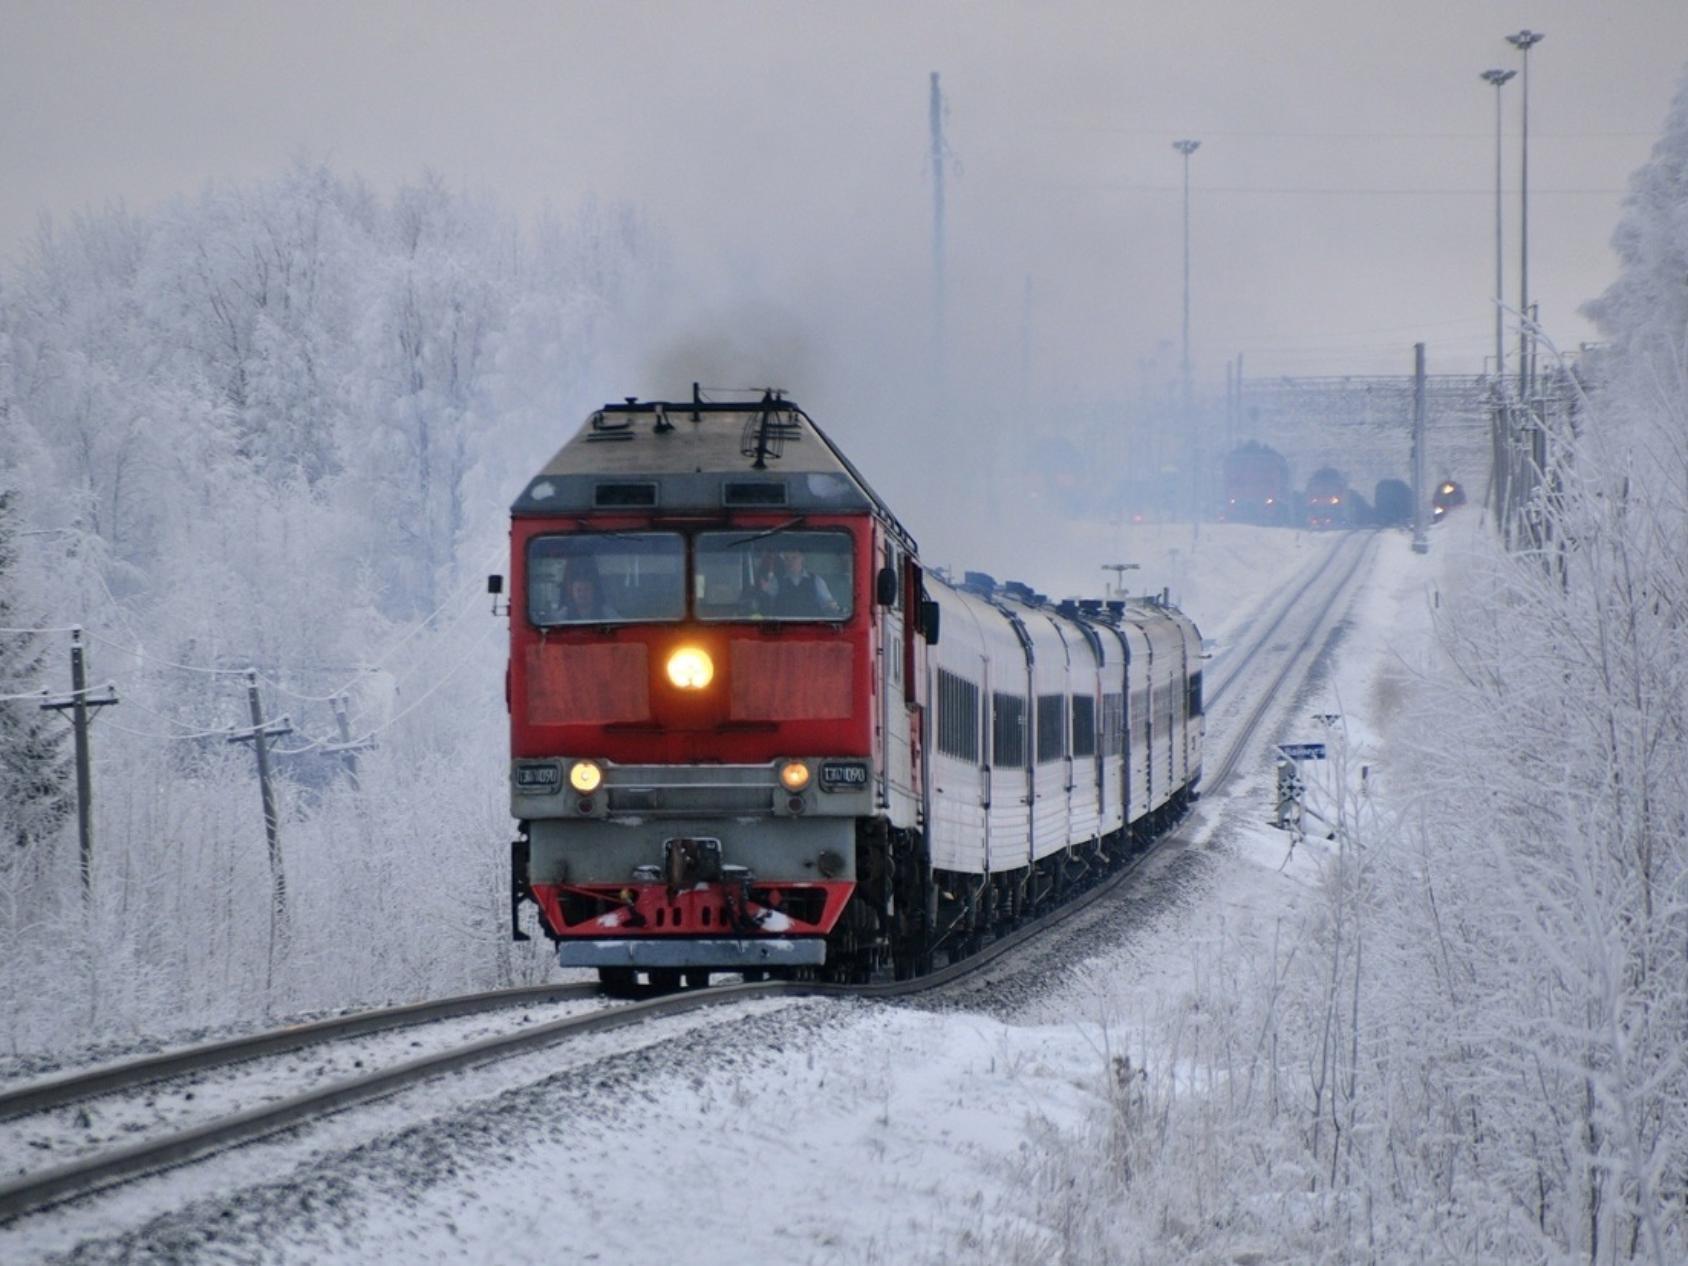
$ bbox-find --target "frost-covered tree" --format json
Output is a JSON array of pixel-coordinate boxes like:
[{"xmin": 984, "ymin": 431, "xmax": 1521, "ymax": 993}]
[
  {"xmin": 1586, "ymin": 71, "xmax": 1688, "ymax": 367},
  {"xmin": 1009, "ymin": 67, "xmax": 1688, "ymax": 1266},
  {"xmin": 0, "ymin": 162, "xmax": 662, "ymax": 1050},
  {"xmin": 0, "ymin": 490, "xmax": 73, "ymax": 854}
]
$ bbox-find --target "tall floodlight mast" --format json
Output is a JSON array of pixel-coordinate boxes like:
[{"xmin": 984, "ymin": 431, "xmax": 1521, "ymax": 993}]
[
  {"xmin": 1173, "ymin": 139, "xmax": 1201, "ymax": 516},
  {"xmin": 1506, "ymin": 29, "xmax": 1544, "ymax": 403},
  {"xmin": 930, "ymin": 71, "xmax": 946, "ymax": 395},
  {"xmin": 1480, "ymin": 68, "xmax": 1515, "ymax": 385}
]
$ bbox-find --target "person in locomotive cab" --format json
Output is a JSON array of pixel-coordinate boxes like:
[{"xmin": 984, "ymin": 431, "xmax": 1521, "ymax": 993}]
[
  {"xmin": 763, "ymin": 545, "xmax": 839, "ymax": 618},
  {"xmin": 555, "ymin": 558, "xmax": 619, "ymax": 622}
]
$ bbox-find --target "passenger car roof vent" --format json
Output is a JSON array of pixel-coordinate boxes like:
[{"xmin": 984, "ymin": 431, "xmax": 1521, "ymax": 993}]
[
  {"xmin": 1003, "ymin": 581, "xmax": 1034, "ymax": 602},
  {"xmin": 961, "ymin": 570, "xmax": 996, "ymax": 595}
]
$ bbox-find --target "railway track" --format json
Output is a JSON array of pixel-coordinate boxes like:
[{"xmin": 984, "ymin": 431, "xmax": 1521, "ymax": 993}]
[{"xmin": 0, "ymin": 532, "xmax": 1375, "ymax": 1227}]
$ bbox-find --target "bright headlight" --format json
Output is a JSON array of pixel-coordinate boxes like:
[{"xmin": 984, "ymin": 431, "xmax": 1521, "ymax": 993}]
[
  {"xmin": 779, "ymin": 761, "xmax": 811, "ymax": 792},
  {"xmin": 666, "ymin": 646, "xmax": 714, "ymax": 689},
  {"xmin": 568, "ymin": 760, "xmax": 603, "ymax": 793}
]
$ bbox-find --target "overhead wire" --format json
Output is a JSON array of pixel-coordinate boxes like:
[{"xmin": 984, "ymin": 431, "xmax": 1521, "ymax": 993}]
[
  {"xmin": 81, "ymin": 631, "xmax": 253, "ymax": 676},
  {"xmin": 255, "ymin": 541, "xmax": 504, "ymax": 704},
  {"xmin": 269, "ymin": 619, "xmax": 500, "ymax": 756},
  {"xmin": 99, "ymin": 719, "xmax": 238, "ymax": 742}
]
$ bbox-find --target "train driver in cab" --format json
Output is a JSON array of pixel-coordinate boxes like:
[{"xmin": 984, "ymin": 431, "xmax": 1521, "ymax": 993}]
[
  {"xmin": 757, "ymin": 545, "xmax": 840, "ymax": 618},
  {"xmin": 555, "ymin": 558, "xmax": 619, "ymax": 622}
]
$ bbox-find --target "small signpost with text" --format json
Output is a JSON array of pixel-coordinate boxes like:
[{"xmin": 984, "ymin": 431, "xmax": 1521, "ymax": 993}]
[{"xmin": 1274, "ymin": 741, "xmax": 1327, "ymax": 830}]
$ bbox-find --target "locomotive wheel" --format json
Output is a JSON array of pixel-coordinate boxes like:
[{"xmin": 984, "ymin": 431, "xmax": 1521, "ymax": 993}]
[
  {"xmin": 648, "ymin": 968, "xmax": 682, "ymax": 992},
  {"xmin": 685, "ymin": 969, "xmax": 710, "ymax": 989},
  {"xmin": 598, "ymin": 967, "xmax": 636, "ymax": 995}
]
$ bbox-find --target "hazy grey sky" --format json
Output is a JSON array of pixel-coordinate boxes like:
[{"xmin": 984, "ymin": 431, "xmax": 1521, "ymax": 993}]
[{"xmin": 4, "ymin": 1, "xmax": 1684, "ymax": 395}]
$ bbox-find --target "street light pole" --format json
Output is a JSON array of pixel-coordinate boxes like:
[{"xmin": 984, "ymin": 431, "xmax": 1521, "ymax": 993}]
[
  {"xmin": 1481, "ymin": 66, "xmax": 1517, "ymax": 534},
  {"xmin": 1480, "ymin": 69, "xmax": 1515, "ymax": 385},
  {"xmin": 1173, "ymin": 139, "xmax": 1200, "ymax": 516},
  {"xmin": 1506, "ymin": 29, "xmax": 1544, "ymax": 404}
]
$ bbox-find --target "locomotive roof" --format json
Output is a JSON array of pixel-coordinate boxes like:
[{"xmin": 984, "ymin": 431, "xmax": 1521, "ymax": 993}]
[{"xmin": 512, "ymin": 394, "xmax": 913, "ymax": 547}]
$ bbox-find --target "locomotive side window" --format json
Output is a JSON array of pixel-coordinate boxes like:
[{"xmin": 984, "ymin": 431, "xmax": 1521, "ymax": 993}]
[
  {"xmin": 526, "ymin": 533, "xmax": 685, "ymax": 625},
  {"xmin": 695, "ymin": 529, "xmax": 854, "ymax": 622}
]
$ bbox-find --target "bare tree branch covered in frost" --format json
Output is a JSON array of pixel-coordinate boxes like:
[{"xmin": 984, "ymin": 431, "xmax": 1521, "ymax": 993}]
[{"xmin": 0, "ymin": 161, "xmax": 659, "ymax": 1054}]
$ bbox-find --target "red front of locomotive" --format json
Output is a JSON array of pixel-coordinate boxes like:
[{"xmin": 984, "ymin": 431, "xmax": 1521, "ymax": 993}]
[{"xmin": 505, "ymin": 397, "xmax": 904, "ymax": 983}]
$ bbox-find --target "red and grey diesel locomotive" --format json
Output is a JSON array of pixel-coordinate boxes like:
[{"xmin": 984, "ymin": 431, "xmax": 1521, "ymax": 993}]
[{"xmin": 501, "ymin": 391, "xmax": 1203, "ymax": 987}]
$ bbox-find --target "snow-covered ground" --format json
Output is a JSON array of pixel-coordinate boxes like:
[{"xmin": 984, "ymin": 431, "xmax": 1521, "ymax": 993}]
[{"xmin": 2, "ymin": 516, "xmax": 1457, "ymax": 1263}]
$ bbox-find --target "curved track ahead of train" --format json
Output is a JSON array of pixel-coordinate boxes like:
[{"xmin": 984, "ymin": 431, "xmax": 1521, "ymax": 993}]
[{"xmin": 0, "ymin": 531, "xmax": 1376, "ymax": 1226}]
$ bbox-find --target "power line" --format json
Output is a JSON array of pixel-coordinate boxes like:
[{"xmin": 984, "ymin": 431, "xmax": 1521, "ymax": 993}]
[
  {"xmin": 1035, "ymin": 124, "xmax": 1657, "ymax": 141},
  {"xmin": 258, "ymin": 543, "xmax": 502, "ymax": 703},
  {"xmin": 1079, "ymin": 182, "xmax": 1624, "ymax": 196},
  {"xmin": 81, "ymin": 631, "xmax": 252, "ymax": 676},
  {"xmin": 101, "ymin": 719, "xmax": 235, "ymax": 742}
]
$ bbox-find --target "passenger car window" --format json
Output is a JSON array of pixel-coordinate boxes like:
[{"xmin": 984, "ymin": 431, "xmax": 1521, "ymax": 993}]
[
  {"xmin": 695, "ymin": 529, "xmax": 854, "ymax": 622},
  {"xmin": 527, "ymin": 533, "xmax": 685, "ymax": 625}
]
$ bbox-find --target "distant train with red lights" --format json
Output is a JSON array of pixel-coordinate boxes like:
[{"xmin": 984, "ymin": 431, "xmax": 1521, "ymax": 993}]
[
  {"xmin": 1220, "ymin": 442, "xmax": 1291, "ymax": 525},
  {"xmin": 1432, "ymin": 478, "xmax": 1466, "ymax": 522},
  {"xmin": 498, "ymin": 390, "xmax": 1204, "ymax": 988},
  {"xmin": 1303, "ymin": 466, "xmax": 1364, "ymax": 529}
]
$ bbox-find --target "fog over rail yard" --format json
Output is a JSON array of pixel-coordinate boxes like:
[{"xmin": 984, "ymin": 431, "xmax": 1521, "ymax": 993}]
[{"xmin": 3, "ymin": 4, "xmax": 1688, "ymax": 1263}]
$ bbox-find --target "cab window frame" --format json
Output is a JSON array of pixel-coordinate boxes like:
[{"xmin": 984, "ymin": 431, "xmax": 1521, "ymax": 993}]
[
  {"xmin": 692, "ymin": 527, "xmax": 857, "ymax": 624},
  {"xmin": 524, "ymin": 530, "xmax": 688, "ymax": 628}
]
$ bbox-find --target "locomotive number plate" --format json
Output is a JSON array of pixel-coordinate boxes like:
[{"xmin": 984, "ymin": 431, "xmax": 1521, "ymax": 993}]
[
  {"xmin": 514, "ymin": 762, "xmax": 562, "ymax": 793},
  {"xmin": 818, "ymin": 760, "xmax": 870, "ymax": 792}
]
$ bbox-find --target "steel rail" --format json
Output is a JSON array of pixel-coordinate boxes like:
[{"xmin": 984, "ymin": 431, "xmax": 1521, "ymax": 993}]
[
  {"xmin": 1206, "ymin": 531, "xmax": 1368, "ymax": 709},
  {"xmin": 0, "ymin": 982, "xmax": 602, "ymax": 1122},
  {"xmin": 0, "ymin": 533, "xmax": 1379, "ymax": 1225},
  {"xmin": 1202, "ymin": 532, "xmax": 1378, "ymax": 789}
]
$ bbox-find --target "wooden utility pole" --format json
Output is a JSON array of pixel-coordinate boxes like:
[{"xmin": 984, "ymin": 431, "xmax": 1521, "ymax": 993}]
[
  {"xmin": 329, "ymin": 693, "xmax": 373, "ymax": 787},
  {"xmin": 40, "ymin": 628, "xmax": 118, "ymax": 895},
  {"xmin": 229, "ymin": 670, "xmax": 292, "ymax": 920}
]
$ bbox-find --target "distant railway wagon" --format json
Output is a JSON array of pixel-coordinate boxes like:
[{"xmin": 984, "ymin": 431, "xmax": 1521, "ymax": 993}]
[
  {"xmin": 499, "ymin": 389, "xmax": 1204, "ymax": 988},
  {"xmin": 1373, "ymin": 479, "xmax": 1412, "ymax": 528},
  {"xmin": 1303, "ymin": 466, "xmax": 1355, "ymax": 529},
  {"xmin": 1221, "ymin": 443, "xmax": 1291, "ymax": 525},
  {"xmin": 1433, "ymin": 478, "xmax": 1466, "ymax": 522}
]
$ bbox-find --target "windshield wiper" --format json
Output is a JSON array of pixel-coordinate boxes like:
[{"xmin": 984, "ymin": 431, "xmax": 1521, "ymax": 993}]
[{"xmin": 720, "ymin": 516, "xmax": 808, "ymax": 547}]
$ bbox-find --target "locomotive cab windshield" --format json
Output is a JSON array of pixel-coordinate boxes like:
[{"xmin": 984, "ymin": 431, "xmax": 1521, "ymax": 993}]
[
  {"xmin": 527, "ymin": 532, "xmax": 685, "ymax": 625},
  {"xmin": 696, "ymin": 528, "xmax": 853, "ymax": 622},
  {"xmin": 525, "ymin": 528, "xmax": 856, "ymax": 626}
]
